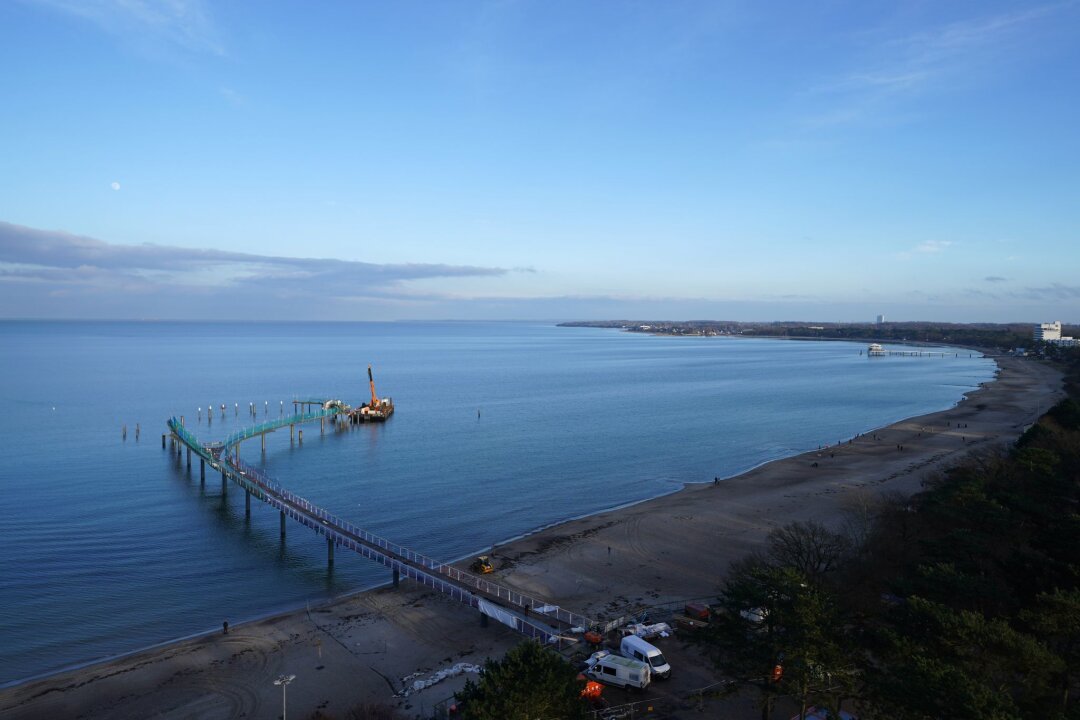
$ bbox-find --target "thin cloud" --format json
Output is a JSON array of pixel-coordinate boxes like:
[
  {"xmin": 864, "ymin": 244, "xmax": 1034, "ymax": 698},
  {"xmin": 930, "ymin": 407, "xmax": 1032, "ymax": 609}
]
[
  {"xmin": 914, "ymin": 240, "xmax": 952, "ymax": 254},
  {"xmin": 25, "ymin": 0, "xmax": 224, "ymax": 55},
  {"xmin": 985, "ymin": 275, "xmax": 1008, "ymax": 283},
  {"xmin": 1020, "ymin": 283, "xmax": 1080, "ymax": 301},
  {"xmin": 802, "ymin": 3, "xmax": 1070, "ymax": 127},
  {"xmin": 0, "ymin": 222, "xmax": 516, "ymax": 316},
  {"xmin": 218, "ymin": 87, "xmax": 245, "ymax": 107}
]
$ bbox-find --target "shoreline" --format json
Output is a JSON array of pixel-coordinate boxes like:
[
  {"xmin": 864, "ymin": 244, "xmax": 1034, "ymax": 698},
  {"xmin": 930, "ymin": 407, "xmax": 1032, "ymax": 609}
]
[{"xmin": 1, "ymin": 354, "xmax": 1063, "ymax": 719}]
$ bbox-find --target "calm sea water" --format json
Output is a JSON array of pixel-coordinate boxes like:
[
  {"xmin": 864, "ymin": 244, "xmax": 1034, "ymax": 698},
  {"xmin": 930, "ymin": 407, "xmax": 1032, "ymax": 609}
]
[{"xmin": 0, "ymin": 321, "xmax": 994, "ymax": 685}]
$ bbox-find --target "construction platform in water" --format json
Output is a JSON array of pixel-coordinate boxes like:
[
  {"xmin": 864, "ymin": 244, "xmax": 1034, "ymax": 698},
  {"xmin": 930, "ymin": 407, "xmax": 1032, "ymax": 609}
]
[{"xmin": 292, "ymin": 364, "xmax": 395, "ymax": 423}]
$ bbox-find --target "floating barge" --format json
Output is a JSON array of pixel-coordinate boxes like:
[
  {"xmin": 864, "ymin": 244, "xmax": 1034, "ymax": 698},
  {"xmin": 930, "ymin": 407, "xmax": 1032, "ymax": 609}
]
[{"xmin": 348, "ymin": 364, "xmax": 394, "ymax": 423}]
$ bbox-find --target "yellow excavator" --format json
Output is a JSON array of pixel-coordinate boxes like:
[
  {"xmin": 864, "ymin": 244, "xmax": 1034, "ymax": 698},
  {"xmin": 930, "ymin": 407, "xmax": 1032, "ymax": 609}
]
[{"xmin": 471, "ymin": 556, "xmax": 493, "ymax": 574}]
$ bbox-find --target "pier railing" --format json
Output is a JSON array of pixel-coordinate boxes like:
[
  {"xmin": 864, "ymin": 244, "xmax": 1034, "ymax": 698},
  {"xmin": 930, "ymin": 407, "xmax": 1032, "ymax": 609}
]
[
  {"xmin": 167, "ymin": 412, "xmax": 591, "ymax": 641},
  {"xmin": 168, "ymin": 418, "xmax": 218, "ymax": 464},
  {"xmin": 220, "ymin": 408, "xmax": 344, "ymax": 449},
  {"xmin": 227, "ymin": 456, "xmax": 593, "ymax": 631}
]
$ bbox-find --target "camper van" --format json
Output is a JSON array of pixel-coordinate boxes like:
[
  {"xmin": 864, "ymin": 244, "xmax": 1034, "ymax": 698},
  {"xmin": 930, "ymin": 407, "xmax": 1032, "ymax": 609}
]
[
  {"xmin": 585, "ymin": 652, "xmax": 651, "ymax": 690},
  {"xmin": 620, "ymin": 635, "xmax": 671, "ymax": 679}
]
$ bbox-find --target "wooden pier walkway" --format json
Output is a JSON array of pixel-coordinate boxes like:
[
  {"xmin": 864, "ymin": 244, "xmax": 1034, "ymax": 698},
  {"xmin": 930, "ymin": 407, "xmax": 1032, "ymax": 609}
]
[{"xmin": 165, "ymin": 413, "xmax": 593, "ymax": 643}]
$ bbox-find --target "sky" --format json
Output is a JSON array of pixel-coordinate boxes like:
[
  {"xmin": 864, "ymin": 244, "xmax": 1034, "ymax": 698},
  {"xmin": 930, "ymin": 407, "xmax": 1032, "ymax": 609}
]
[{"xmin": 1, "ymin": 1, "xmax": 1078, "ymax": 323}]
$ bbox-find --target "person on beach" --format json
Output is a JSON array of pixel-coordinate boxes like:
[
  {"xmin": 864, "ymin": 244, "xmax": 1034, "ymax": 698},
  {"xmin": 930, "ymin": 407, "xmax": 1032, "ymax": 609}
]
[{"xmin": 223, "ymin": 620, "xmax": 229, "ymax": 635}]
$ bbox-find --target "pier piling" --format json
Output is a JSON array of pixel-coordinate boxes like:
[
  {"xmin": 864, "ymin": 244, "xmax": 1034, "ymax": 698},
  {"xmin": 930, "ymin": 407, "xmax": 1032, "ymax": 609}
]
[
  {"xmin": 327, "ymin": 537, "xmax": 334, "ymax": 568},
  {"xmin": 392, "ymin": 567, "xmax": 400, "ymax": 588},
  {"xmin": 221, "ymin": 469, "xmax": 227, "ymax": 494},
  {"xmin": 280, "ymin": 511, "xmax": 286, "ymax": 538},
  {"xmin": 161, "ymin": 433, "xmax": 166, "ymax": 449},
  {"xmin": 299, "ymin": 429, "xmax": 303, "ymax": 445},
  {"xmin": 186, "ymin": 448, "xmax": 191, "ymax": 468},
  {"xmin": 245, "ymin": 490, "xmax": 251, "ymax": 518}
]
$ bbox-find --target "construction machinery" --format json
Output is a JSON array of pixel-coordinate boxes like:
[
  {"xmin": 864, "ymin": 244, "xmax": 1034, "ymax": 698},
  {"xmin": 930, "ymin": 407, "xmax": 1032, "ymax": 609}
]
[
  {"xmin": 470, "ymin": 556, "xmax": 493, "ymax": 574},
  {"xmin": 351, "ymin": 365, "xmax": 394, "ymax": 423}
]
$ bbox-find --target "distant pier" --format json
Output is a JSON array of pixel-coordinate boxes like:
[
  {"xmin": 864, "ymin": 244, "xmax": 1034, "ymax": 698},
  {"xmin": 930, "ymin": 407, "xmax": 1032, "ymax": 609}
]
[
  {"xmin": 863, "ymin": 343, "xmax": 976, "ymax": 358},
  {"xmin": 864, "ymin": 350, "xmax": 961, "ymax": 357}
]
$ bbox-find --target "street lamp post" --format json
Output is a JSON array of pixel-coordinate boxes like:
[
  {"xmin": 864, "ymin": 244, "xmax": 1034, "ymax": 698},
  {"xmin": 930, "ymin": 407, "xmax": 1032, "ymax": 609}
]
[{"xmin": 274, "ymin": 674, "xmax": 296, "ymax": 720}]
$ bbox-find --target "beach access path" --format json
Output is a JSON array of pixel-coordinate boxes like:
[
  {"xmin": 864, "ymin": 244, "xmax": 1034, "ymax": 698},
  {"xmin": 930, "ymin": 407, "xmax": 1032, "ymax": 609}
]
[{"xmin": 0, "ymin": 355, "xmax": 1062, "ymax": 720}]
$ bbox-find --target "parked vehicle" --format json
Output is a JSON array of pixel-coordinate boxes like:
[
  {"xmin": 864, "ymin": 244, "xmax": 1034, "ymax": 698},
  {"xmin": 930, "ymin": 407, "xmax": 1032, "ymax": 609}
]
[
  {"xmin": 684, "ymin": 602, "xmax": 711, "ymax": 620},
  {"xmin": 619, "ymin": 634, "xmax": 671, "ymax": 679},
  {"xmin": 585, "ymin": 651, "xmax": 651, "ymax": 690}
]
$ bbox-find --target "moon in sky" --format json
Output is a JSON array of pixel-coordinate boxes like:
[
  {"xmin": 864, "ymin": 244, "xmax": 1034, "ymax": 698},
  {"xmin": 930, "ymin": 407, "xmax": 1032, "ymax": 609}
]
[{"xmin": 110, "ymin": 181, "xmax": 121, "ymax": 190}]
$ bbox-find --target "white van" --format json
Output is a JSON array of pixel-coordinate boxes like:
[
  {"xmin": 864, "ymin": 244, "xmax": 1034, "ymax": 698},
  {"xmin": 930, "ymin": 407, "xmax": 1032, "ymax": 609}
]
[
  {"xmin": 620, "ymin": 635, "xmax": 671, "ymax": 679},
  {"xmin": 585, "ymin": 652, "xmax": 651, "ymax": 690}
]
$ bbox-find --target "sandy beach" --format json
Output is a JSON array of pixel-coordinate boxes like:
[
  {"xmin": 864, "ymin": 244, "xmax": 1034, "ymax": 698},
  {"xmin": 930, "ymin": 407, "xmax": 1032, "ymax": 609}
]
[{"xmin": 0, "ymin": 354, "xmax": 1063, "ymax": 720}]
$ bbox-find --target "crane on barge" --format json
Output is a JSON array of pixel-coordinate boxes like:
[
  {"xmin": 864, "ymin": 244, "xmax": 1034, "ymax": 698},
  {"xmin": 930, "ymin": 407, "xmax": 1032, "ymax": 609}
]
[{"xmin": 353, "ymin": 364, "xmax": 394, "ymax": 422}]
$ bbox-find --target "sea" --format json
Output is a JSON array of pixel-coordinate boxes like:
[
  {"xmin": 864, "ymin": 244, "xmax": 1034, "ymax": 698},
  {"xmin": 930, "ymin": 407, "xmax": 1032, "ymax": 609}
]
[{"xmin": 0, "ymin": 321, "xmax": 995, "ymax": 686}]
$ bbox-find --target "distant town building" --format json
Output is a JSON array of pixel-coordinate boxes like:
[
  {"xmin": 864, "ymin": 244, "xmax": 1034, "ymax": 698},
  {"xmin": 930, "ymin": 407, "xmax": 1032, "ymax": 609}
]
[
  {"xmin": 1035, "ymin": 321, "xmax": 1063, "ymax": 342},
  {"xmin": 875, "ymin": 314, "xmax": 885, "ymax": 324},
  {"xmin": 1035, "ymin": 321, "xmax": 1079, "ymax": 347}
]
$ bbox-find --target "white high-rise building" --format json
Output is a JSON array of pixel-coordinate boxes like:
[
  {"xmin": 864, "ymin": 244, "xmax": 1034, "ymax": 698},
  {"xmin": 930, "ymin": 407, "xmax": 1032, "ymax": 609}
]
[
  {"xmin": 875, "ymin": 314, "xmax": 885, "ymax": 324},
  {"xmin": 1035, "ymin": 321, "xmax": 1062, "ymax": 342}
]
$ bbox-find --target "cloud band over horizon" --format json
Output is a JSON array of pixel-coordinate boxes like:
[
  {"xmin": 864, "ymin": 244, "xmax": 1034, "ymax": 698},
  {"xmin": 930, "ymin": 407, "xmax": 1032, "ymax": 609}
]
[
  {"xmin": 2, "ymin": 221, "xmax": 1077, "ymax": 323},
  {"xmin": 0, "ymin": 221, "xmax": 520, "ymax": 319}
]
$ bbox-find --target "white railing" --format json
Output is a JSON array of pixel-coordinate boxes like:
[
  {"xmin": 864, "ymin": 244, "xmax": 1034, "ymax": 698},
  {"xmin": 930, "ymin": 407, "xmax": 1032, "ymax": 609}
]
[{"xmin": 170, "ymin": 422, "xmax": 594, "ymax": 638}]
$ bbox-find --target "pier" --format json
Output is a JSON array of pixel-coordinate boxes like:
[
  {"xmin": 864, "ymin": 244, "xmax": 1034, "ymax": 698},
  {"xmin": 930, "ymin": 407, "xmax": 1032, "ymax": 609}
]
[
  {"xmin": 863, "ymin": 348, "xmax": 972, "ymax": 358},
  {"xmin": 875, "ymin": 350, "xmax": 957, "ymax": 357},
  {"xmin": 165, "ymin": 407, "xmax": 592, "ymax": 644}
]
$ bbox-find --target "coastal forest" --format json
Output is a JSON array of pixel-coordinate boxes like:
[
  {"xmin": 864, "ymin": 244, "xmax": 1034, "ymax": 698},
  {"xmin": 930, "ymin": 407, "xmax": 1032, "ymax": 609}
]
[
  {"xmin": 701, "ymin": 350, "xmax": 1080, "ymax": 719},
  {"xmin": 560, "ymin": 320, "xmax": 1078, "ymax": 352}
]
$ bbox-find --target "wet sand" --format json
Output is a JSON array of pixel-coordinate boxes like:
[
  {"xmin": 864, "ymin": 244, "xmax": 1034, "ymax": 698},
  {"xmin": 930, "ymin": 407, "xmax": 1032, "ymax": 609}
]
[{"xmin": 0, "ymin": 355, "xmax": 1062, "ymax": 719}]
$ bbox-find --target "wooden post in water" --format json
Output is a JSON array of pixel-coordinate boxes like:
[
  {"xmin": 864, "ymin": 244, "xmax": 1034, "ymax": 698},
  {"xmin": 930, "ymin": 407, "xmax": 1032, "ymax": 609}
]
[
  {"xmin": 162, "ymin": 433, "xmax": 166, "ymax": 449},
  {"xmin": 221, "ymin": 469, "xmax": 227, "ymax": 495},
  {"xmin": 245, "ymin": 490, "xmax": 251, "ymax": 518},
  {"xmin": 186, "ymin": 447, "xmax": 191, "ymax": 468},
  {"xmin": 280, "ymin": 511, "xmax": 286, "ymax": 538},
  {"xmin": 392, "ymin": 567, "xmax": 400, "ymax": 588},
  {"xmin": 327, "ymin": 537, "xmax": 334, "ymax": 568},
  {"xmin": 261, "ymin": 433, "xmax": 266, "ymax": 453},
  {"xmin": 299, "ymin": 429, "xmax": 303, "ymax": 445},
  {"xmin": 290, "ymin": 424, "xmax": 294, "ymax": 442},
  {"xmin": 200, "ymin": 458, "xmax": 205, "ymax": 484},
  {"xmin": 321, "ymin": 417, "xmax": 325, "ymax": 435}
]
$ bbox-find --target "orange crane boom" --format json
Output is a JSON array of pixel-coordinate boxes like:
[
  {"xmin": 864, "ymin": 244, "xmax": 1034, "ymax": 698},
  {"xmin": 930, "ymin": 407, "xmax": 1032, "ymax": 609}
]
[{"xmin": 368, "ymin": 364, "xmax": 379, "ymax": 408}]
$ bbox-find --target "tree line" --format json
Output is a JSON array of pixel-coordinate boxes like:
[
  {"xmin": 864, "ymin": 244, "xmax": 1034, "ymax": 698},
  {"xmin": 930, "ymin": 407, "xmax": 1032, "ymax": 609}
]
[{"xmin": 700, "ymin": 356, "xmax": 1080, "ymax": 718}]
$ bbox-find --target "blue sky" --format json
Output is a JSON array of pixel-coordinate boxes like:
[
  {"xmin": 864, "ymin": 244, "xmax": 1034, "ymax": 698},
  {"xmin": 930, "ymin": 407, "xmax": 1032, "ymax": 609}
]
[{"xmin": 1, "ymin": 1, "xmax": 1078, "ymax": 322}]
